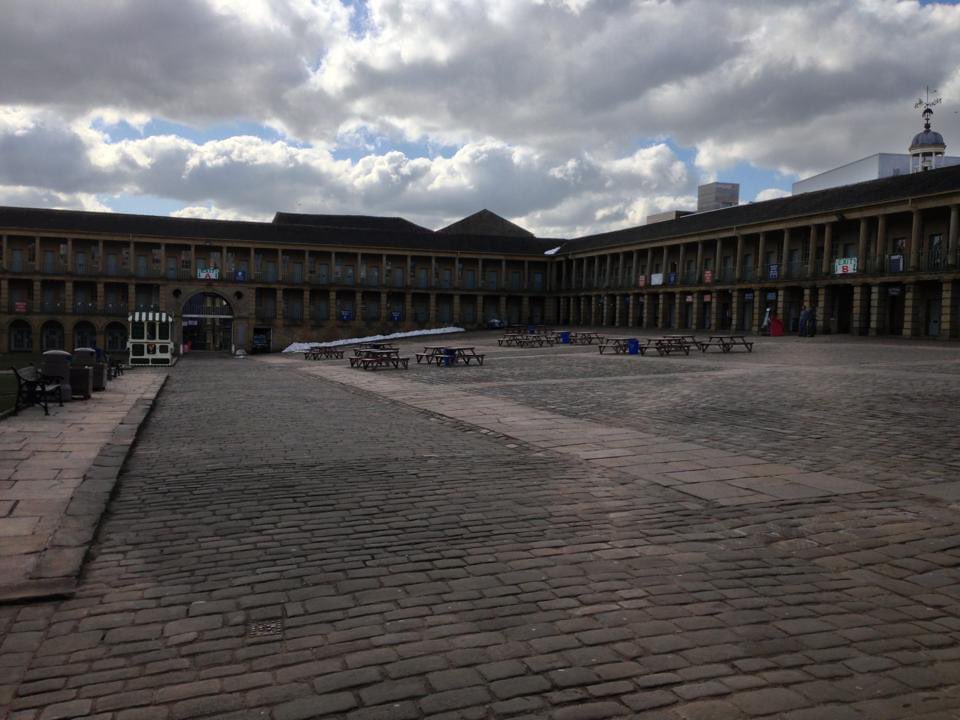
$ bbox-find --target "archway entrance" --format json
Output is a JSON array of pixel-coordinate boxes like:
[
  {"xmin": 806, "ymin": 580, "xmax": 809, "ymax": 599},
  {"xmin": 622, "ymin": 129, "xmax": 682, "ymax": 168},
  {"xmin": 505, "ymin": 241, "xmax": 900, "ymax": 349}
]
[{"xmin": 182, "ymin": 293, "xmax": 233, "ymax": 351}]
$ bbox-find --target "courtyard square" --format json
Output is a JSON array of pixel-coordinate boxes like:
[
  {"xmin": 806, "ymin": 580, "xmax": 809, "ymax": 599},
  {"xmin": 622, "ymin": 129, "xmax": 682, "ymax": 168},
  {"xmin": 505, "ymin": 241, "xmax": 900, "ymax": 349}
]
[{"xmin": 2, "ymin": 333, "xmax": 960, "ymax": 720}]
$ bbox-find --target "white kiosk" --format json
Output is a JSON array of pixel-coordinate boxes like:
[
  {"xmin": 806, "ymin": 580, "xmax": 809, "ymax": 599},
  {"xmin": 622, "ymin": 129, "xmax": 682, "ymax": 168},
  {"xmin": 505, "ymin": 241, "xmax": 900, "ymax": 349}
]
[{"xmin": 128, "ymin": 311, "xmax": 177, "ymax": 366}]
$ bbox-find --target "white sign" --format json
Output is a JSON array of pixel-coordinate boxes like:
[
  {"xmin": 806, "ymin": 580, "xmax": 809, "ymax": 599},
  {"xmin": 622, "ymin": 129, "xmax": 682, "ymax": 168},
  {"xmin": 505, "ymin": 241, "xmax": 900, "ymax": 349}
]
[
  {"xmin": 650, "ymin": 273, "xmax": 664, "ymax": 286},
  {"xmin": 197, "ymin": 267, "xmax": 220, "ymax": 280},
  {"xmin": 833, "ymin": 257, "xmax": 858, "ymax": 275}
]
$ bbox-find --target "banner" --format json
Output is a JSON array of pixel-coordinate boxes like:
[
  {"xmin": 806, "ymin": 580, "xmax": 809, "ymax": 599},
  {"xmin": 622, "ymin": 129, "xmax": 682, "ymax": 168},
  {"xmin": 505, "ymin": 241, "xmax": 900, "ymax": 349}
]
[{"xmin": 833, "ymin": 257, "xmax": 858, "ymax": 274}]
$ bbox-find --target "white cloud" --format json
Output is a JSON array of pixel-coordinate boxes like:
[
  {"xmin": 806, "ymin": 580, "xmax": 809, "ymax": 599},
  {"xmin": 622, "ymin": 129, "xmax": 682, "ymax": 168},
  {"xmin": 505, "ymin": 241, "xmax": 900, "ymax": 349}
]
[
  {"xmin": 755, "ymin": 188, "xmax": 792, "ymax": 202},
  {"xmin": 1, "ymin": 1, "xmax": 959, "ymax": 233}
]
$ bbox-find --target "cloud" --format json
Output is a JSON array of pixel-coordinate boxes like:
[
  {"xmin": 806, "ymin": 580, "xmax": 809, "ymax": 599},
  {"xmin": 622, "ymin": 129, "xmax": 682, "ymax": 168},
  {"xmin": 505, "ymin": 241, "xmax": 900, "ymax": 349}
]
[{"xmin": 1, "ymin": 1, "xmax": 959, "ymax": 233}]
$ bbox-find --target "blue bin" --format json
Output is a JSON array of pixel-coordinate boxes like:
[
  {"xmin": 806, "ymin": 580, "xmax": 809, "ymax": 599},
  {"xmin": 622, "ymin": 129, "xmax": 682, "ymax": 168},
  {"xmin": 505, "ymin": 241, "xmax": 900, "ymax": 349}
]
[
  {"xmin": 528, "ymin": 325, "xmax": 536, "ymax": 334},
  {"xmin": 442, "ymin": 348, "xmax": 456, "ymax": 366},
  {"xmin": 627, "ymin": 338, "xmax": 639, "ymax": 355},
  {"xmin": 560, "ymin": 331, "xmax": 571, "ymax": 344}
]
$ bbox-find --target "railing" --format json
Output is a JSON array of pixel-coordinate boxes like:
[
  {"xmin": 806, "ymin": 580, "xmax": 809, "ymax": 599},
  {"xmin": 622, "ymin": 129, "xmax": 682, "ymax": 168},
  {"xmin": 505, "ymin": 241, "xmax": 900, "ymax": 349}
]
[
  {"xmin": 102, "ymin": 303, "xmax": 129, "ymax": 316},
  {"xmin": 73, "ymin": 301, "xmax": 98, "ymax": 314},
  {"xmin": 40, "ymin": 301, "xmax": 65, "ymax": 313}
]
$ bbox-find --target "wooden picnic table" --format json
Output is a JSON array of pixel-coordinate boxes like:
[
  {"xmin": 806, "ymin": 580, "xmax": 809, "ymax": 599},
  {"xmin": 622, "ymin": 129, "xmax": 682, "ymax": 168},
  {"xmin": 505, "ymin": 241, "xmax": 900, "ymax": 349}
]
[
  {"xmin": 652, "ymin": 336, "xmax": 694, "ymax": 356},
  {"xmin": 569, "ymin": 331, "xmax": 604, "ymax": 345},
  {"xmin": 431, "ymin": 346, "xmax": 486, "ymax": 366},
  {"xmin": 598, "ymin": 336, "xmax": 636, "ymax": 354},
  {"xmin": 698, "ymin": 335, "xmax": 754, "ymax": 353},
  {"xmin": 349, "ymin": 347, "xmax": 409, "ymax": 370}
]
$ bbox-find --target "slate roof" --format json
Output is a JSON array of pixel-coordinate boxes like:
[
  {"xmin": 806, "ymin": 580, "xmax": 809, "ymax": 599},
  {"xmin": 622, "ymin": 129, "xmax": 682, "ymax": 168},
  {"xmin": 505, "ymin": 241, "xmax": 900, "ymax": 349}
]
[
  {"xmin": 439, "ymin": 209, "xmax": 535, "ymax": 238},
  {"xmin": 272, "ymin": 212, "xmax": 430, "ymax": 233},
  {"xmin": 561, "ymin": 163, "xmax": 960, "ymax": 255},
  {"xmin": 0, "ymin": 206, "xmax": 555, "ymax": 256}
]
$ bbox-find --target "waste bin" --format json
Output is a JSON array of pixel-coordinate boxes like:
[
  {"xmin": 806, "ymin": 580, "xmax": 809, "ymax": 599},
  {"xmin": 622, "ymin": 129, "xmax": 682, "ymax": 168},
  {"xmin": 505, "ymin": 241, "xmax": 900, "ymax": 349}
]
[
  {"xmin": 528, "ymin": 325, "xmax": 536, "ymax": 334},
  {"xmin": 559, "ymin": 331, "xmax": 571, "ymax": 344},
  {"xmin": 627, "ymin": 338, "xmax": 640, "ymax": 355},
  {"xmin": 442, "ymin": 347, "xmax": 456, "ymax": 367},
  {"xmin": 41, "ymin": 350, "xmax": 72, "ymax": 402},
  {"xmin": 73, "ymin": 347, "xmax": 107, "ymax": 391}
]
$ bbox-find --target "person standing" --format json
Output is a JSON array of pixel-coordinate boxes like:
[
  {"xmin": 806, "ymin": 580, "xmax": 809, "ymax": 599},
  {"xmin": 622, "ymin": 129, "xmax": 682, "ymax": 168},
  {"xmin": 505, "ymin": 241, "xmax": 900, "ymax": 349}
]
[{"xmin": 798, "ymin": 305, "xmax": 809, "ymax": 337}]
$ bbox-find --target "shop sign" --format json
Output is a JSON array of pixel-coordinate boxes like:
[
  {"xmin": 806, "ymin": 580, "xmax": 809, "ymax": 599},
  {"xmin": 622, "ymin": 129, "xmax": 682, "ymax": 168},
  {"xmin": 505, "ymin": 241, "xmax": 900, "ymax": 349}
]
[
  {"xmin": 390, "ymin": 310, "xmax": 402, "ymax": 322},
  {"xmin": 651, "ymin": 273, "xmax": 664, "ymax": 286},
  {"xmin": 703, "ymin": 294, "xmax": 712, "ymax": 302},
  {"xmin": 637, "ymin": 275, "xmax": 646, "ymax": 287},
  {"xmin": 14, "ymin": 301, "xmax": 27, "ymax": 312},
  {"xmin": 340, "ymin": 310, "xmax": 353, "ymax": 322},
  {"xmin": 685, "ymin": 295, "xmax": 694, "ymax": 303},
  {"xmin": 888, "ymin": 255, "xmax": 904, "ymax": 273},
  {"xmin": 888, "ymin": 286, "xmax": 902, "ymax": 296},
  {"xmin": 767, "ymin": 263, "xmax": 779, "ymax": 280},
  {"xmin": 766, "ymin": 291, "xmax": 778, "ymax": 300},
  {"xmin": 833, "ymin": 257, "xmax": 858, "ymax": 274},
  {"xmin": 703, "ymin": 270, "xmax": 714, "ymax": 283},
  {"xmin": 197, "ymin": 267, "xmax": 220, "ymax": 280},
  {"xmin": 744, "ymin": 292, "xmax": 754, "ymax": 300}
]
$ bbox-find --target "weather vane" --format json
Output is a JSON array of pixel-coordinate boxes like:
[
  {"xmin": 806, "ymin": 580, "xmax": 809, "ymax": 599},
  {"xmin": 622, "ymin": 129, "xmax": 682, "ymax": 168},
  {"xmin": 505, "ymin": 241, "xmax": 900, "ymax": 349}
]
[{"xmin": 915, "ymin": 86, "xmax": 942, "ymax": 112}]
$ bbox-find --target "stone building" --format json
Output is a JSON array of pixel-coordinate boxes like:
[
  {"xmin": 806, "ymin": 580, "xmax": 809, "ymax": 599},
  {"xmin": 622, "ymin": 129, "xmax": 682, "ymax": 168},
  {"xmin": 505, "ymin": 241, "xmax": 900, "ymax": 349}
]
[{"xmin": 2, "ymin": 163, "xmax": 960, "ymax": 353}]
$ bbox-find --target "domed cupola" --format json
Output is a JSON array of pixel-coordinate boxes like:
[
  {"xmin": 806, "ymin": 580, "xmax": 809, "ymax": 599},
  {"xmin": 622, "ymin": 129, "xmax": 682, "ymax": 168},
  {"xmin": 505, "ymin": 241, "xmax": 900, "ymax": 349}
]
[{"xmin": 910, "ymin": 88, "xmax": 946, "ymax": 172}]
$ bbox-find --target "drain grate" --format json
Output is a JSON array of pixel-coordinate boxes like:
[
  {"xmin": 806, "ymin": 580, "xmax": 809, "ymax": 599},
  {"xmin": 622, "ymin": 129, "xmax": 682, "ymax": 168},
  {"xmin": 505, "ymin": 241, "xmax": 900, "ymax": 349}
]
[{"xmin": 247, "ymin": 620, "xmax": 283, "ymax": 638}]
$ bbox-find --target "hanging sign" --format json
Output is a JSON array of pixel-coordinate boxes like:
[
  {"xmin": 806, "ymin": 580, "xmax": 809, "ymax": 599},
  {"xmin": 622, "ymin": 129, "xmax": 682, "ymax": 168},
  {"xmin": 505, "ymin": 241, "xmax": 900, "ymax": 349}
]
[
  {"xmin": 703, "ymin": 270, "xmax": 714, "ymax": 283},
  {"xmin": 703, "ymin": 294, "xmax": 713, "ymax": 302},
  {"xmin": 744, "ymin": 292, "xmax": 754, "ymax": 300},
  {"xmin": 197, "ymin": 268, "xmax": 220, "ymax": 280},
  {"xmin": 767, "ymin": 263, "xmax": 779, "ymax": 280},
  {"xmin": 833, "ymin": 257, "xmax": 858, "ymax": 274},
  {"xmin": 638, "ymin": 276, "xmax": 646, "ymax": 287},
  {"xmin": 651, "ymin": 273, "xmax": 664, "ymax": 286}
]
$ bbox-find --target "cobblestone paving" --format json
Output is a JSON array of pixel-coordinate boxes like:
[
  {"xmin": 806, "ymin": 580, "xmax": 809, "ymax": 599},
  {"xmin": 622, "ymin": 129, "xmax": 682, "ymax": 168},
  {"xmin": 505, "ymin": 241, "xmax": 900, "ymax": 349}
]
[{"xmin": 2, "ymin": 345, "xmax": 960, "ymax": 719}]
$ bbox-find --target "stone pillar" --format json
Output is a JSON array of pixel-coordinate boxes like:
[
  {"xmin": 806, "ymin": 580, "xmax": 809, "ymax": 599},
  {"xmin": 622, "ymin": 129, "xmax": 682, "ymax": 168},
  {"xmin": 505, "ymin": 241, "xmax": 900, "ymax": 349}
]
[
  {"xmin": 731, "ymin": 290, "xmax": 741, "ymax": 332},
  {"xmin": 476, "ymin": 295, "xmax": 484, "ymax": 323},
  {"xmin": 910, "ymin": 209, "xmax": 922, "ymax": 271},
  {"xmin": 356, "ymin": 290, "xmax": 364, "ymax": 323},
  {"xmin": 781, "ymin": 228, "xmax": 790, "ymax": 276},
  {"xmin": 128, "ymin": 282, "xmax": 136, "ymax": 312},
  {"xmin": 589, "ymin": 295, "xmax": 597, "ymax": 325},
  {"xmin": 949, "ymin": 205, "xmax": 959, "ymax": 269},
  {"xmin": 661, "ymin": 246, "xmax": 669, "ymax": 278},
  {"xmin": 404, "ymin": 291, "xmax": 414, "ymax": 324},
  {"xmin": 820, "ymin": 223, "xmax": 833, "ymax": 276},
  {"xmin": 693, "ymin": 292, "xmax": 703, "ymax": 331},
  {"xmin": 559, "ymin": 297, "xmax": 567, "ymax": 324},
  {"xmin": 676, "ymin": 291, "xmax": 685, "ymax": 329},
  {"xmin": 65, "ymin": 280, "xmax": 74, "ymax": 313},
  {"xmin": 940, "ymin": 281, "xmax": 954, "ymax": 340},
  {"xmin": 868, "ymin": 284, "xmax": 881, "ymax": 336},
  {"xmin": 714, "ymin": 238, "xmax": 722, "ymax": 279},
  {"xmin": 453, "ymin": 294, "xmax": 461, "ymax": 324},
  {"xmin": 751, "ymin": 292, "xmax": 762, "ymax": 334},
  {"xmin": 802, "ymin": 286, "xmax": 812, "ymax": 309},
  {"xmin": 757, "ymin": 232, "xmax": 767, "ymax": 280},
  {"xmin": 631, "ymin": 250, "xmax": 639, "ymax": 287},
  {"xmin": 380, "ymin": 291, "xmax": 388, "ymax": 322},
  {"xmin": 876, "ymin": 215, "xmax": 887, "ymax": 272},
  {"xmin": 815, "ymin": 287, "xmax": 827, "ymax": 332},
  {"xmin": 642, "ymin": 294, "xmax": 654, "ymax": 328},
  {"xmin": 695, "ymin": 242, "xmax": 703, "ymax": 283},
  {"xmin": 278, "ymin": 289, "xmax": 286, "ymax": 322},
  {"xmin": 521, "ymin": 295, "xmax": 530, "ymax": 324},
  {"xmin": 857, "ymin": 218, "xmax": 868, "ymax": 272},
  {"xmin": 428, "ymin": 293, "xmax": 437, "ymax": 324},
  {"xmin": 677, "ymin": 244, "xmax": 686, "ymax": 284},
  {"xmin": 499, "ymin": 295, "xmax": 507, "ymax": 322},
  {"xmin": 776, "ymin": 288, "xmax": 786, "ymax": 326},
  {"xmin": 902, "ymin": 282, "xmax": 916, "ymax": 337},
  {"xmin": 560, "ymin": 259, "xmax": 568, "ymax": 290},
  {"xmin": 580, "ymin": 296, "xmax": 587, "ymax": 325},
  {"xmin": 734, "ymin": 235, "xmax": 744, "ymax": 281},
  {"xmin": 0, "ymin": 278, "xmax": 8, "ymax": 314},
  {"xmin": 646, "ymin": 248, "xmax": 654, "ymax": 284},
  {"xmin": 614, "ymin": 295, "xmax": 622, "ymax": 327},
  {"xmin": 709, "ymin": 291, "xmax": 720, "ymax": 330},
  {"xmin": 851, "ymin": 284, "xmax": 863, "ymax": 335},
  {"xmin": 627, "ymin": 294, "xmax": 636, "ymax": 327},
  {"xmin": 304, "ymin": 288, "xmax": 311, "ymax": 323},
  {"xmin": 523, "ymin": 260, "xmax": 529, "ymax": 290},
  {"xmin": 593, "ymin": 257, "xmax": 600, "ymax": 288},
  {"xmin": 657, "ymin": 292, "xmax": 669, "ymax": 329},
  {"xmin": 807, "ymin": 225, "xmax": 818, "ymax": 277}
]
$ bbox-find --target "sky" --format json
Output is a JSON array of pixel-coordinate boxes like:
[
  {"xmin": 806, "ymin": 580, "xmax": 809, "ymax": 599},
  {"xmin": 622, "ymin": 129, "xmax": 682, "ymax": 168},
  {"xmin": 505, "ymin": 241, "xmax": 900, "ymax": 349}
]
[{"xmin": 1, "ymin": 0, "xmax": 959, "ymax": 238}]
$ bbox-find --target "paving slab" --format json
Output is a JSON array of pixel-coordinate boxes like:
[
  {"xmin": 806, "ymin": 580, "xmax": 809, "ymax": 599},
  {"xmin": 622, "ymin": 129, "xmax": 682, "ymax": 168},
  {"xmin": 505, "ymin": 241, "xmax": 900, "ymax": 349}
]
[{"xmin": 0, "ymin": 371, "xmax": 167, "ymax": 603}]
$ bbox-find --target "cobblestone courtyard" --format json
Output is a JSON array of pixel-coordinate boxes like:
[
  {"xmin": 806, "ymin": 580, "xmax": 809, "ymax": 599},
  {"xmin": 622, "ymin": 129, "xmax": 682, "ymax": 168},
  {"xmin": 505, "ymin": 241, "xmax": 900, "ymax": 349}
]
[{"xmin": 3, "ymin": 333, "xmax": 960, "ymax": 719}]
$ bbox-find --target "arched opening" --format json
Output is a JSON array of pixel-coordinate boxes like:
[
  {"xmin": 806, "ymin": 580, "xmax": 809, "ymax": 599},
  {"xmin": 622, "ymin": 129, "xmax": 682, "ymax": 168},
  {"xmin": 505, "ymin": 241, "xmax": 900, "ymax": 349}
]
[
  {"xmin": 8, "ymin": 320, "xmax": 32, "ymax": 352},
  {"xmin": 105, "ymin": 322, "xmax": 127, "ymax": 352},
  {"xmin": 182, "ymin": 292, "xmax": 233, "ymax": 351},
  {"xmin": 41, "ymin": 321, "xmax": 65, "ymax": 351},
  {"xmin": 74, "ymin": 321, "xmax": 97, "ymax": 349}
]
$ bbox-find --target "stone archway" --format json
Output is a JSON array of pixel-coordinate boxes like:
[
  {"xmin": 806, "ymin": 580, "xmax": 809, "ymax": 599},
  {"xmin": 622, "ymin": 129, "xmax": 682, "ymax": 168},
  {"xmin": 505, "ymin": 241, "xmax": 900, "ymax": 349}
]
[{"xmin": 181, "ymin": 292, "xmax": 234, "ymax": 351}]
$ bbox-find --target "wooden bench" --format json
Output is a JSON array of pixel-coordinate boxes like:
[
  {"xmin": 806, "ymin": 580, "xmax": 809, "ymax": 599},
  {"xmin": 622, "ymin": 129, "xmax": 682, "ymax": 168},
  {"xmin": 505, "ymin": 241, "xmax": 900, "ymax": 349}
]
[
  {"xmin": 653, "ymin": 337, "xmax": 692, "ymax": 356},
  {"xmin": 359, "ymin": 355, "xmax": 409, "ymax": 370},
  {"xmin": 12, "ymin": 366, "xmax": 64, "ymax": 416},
  {"xmin": 698, "ymin": 335, "xmax": 754, "ymax": 353}
]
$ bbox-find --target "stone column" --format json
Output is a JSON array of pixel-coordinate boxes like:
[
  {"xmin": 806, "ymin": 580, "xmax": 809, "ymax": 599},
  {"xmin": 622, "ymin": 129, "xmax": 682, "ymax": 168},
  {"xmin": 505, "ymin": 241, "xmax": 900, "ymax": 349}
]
[
  {"xmin": 695, "ymin": 242, "xmax": 703, "ymax": 283},
  {"xmin": 356, "ymin": 290, "xmax": 364, "ymax": 323},
  {"xmin": 734, "ymin": 235, "xmax": 744, "ymax": 281},
  {"xmin": 646, "ymin": 249, "xmax": 654, "ymax": 284},
  {"xmin": 757, "ymin": 232, "xmax": 767, "ymax": 280},
  {"xmin": 404, "ymin": 291, "xmax": 413, "ymax": 324},
  {"xmin": 641, "ymin": 294, "xmax": 653, "ymax": 328},
  {"xmin": 560, "ymin": 259, "xmax": 568, "ymax": 290},
  {"xmin": 521, "ymin": 296, "xmax": 530, "ymax": 324},
  {"xmin": 676, "ymin": 291, "xmax": 685, "ymax": 329},
  {"xmin": 857, "ymin": 218, "xmax": 869, "ymax": 272},
  {"xmin": 910, "ymin": 209, "xmax": 922, "ymax": 271},
  {"xmin": 380, "ymin": 291, "xmax": 388, "ymax": 322},
  {"xmin": 476, "ymin": 295, "xmax": 484, "ymax": 323},
  {"xmin": 940, "ymin": 281, "xmax": 954, "ymax": 340},
  {"xmin": 714, "ymin": 238, "xmax": 722, "ymax": 279},
  {"xmin": 821, "ymin": 223, "xmax": 833, "ymax": 276},
  {"xmin": 65, "ymin": 280, "xmax": 74, "ymax": 313},
  {"xmin": 731, "ymin": 290, "xmax": 741, "ymax": 331},
  {"xmin": 428, "ymin": 293, "xmax": 437, "ymax": 324},
  {"xmin": 693, "ymin": 292, "xmax": 703, "ymax": 330},
  {"xmin": 614, "ymin": 295, "xmax": 622, "ymax": 326},
  {"xmin": 0, "ymin": 278, "xmax": 8, "ymax": 315},
  {"xmin": 66, "ymin": 238, "xmax": 74, "ymax": 274},
  {"xmin": 499, "ymin": 295, "xmax": 507, "ymax": 322},
  {"xmin": 949, "ymin": 205, "xmax": 959, "ymax": 269},
  {"xmin": 876, "ymin": 215, "xmax": 887, "ymax": 272},
  {"xmin": 96, "ymin": 281, "xmax": 105, "ymax": 312},
  {"xmin": 523, "ymin": 260, "xmax": 530, "ymax": 290},
  {"xmin": 631, "ymin": 250, "xmax": 639, "ymax": 286},
  {"xmin": 128, "ymin": 282, "xmax": 135, "ymax": 312},
  {"xmin": 815, "ymin": 287, "xmax": 827, "ymax": 332},
  {"xmin": 751, "ymin": 292, "xmax": 762, "ymax": 334},
  {"xmin": 709, "ymin": 291, "xmax": 720, "ymax": 330},
  {"xmin": 658, "ymin": 292, "xmax": 669, "ymax": 329},
  {"xmin": 453, "ymin": 294, "xmax": 461, "ymax": 324},
  {"xmin": 868, "ymin": 284, "xmax": 881, "ymax": 336},
  {"xmin": 627, "ymin": 294, "xmax": 636, "ymax": 327},
  {"xmin": 802, "ymin": 286, "xmax": 812, "ymax": 309},
  {"xmin": 807, "ymin": 225, "xmax": 818, "ymax": 277},
  {"xmin": 304, "ymin": 288, "xmax": 311, "ymax": 324},
  {"xmin": 902, "ymin": 282, "xmax": 916, "ymax": 337},
  {"xmin": 593, "ymin": 257, "xmax": 600, "ymax": 288},
  {"xmin": 776, "ymin": 288, "xmax": 786, "ymax": 326},
  {"xmin": 781, "ymin": 228, "xmax": 791, "ymax": 276},
  {"xmin": 678, "ymin": 244, "xmax": 686, "ymax": 284},
  {"xmin": 851, "ymin": 284, "xmax": 864, "ymax": 335}
]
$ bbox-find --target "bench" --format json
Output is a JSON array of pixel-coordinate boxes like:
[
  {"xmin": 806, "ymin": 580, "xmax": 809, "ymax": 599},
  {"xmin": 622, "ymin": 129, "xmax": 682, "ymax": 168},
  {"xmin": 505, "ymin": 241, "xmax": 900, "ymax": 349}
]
[
  {"xmin": 698, "ymin": 335, "xmax": 754, "ymax": 353},
  {"xmin": 653, "ymin": 337, "xmax": 692, "ymax": 356},
  {"xmin": 12, "ymin": 366, "xmax": 64, "ymax": 416},
  {"xmin": 360, "ymin": 355, "xmax": 409, "ymax": 370}
]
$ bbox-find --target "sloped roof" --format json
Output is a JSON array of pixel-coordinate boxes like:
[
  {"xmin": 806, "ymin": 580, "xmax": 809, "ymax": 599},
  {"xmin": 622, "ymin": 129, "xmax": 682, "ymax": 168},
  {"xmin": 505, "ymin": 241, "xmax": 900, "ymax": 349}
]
[
  {"xmin": 272, "ymin": 212, "xmax": 431, "ymax": 233},
  {"xmin": 439, "ymin": 209, "xmax": 535, "ymax": 238},
  {"xmin": 562, "ymin": 163, "xmax": 960, "ymax": 254},
  {"xmin": 0, "ymin": 206, "xmax": 555, "ymax": 256}
]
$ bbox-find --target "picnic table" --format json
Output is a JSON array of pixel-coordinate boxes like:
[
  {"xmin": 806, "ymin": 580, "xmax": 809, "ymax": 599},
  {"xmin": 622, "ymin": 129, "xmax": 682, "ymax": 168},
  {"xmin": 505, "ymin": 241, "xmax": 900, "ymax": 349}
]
[
  {"xmin": 697, "ymin": 335, "xmax": 754, "ymax": 353},
  {"xmin": 304, "ymin": 345, "xmax": 345, "ymax": 360},
  {"xmin": 569, "ymin": 331, "xmax": 604, "ymax": 345},
  {"xmin": 430, "ymin": 346, "xmax": 486, "ymax": 366},
  {"xmin": 598, "ymin": 336, "xmax": 636, "ymax": 354},
  {"xmin": 349, "ymin": 347, "xmax": 410, "ymax": 370},
  {"xmin": 652, "ymin": 336, "xmax": 694, "ymax": 356}
]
